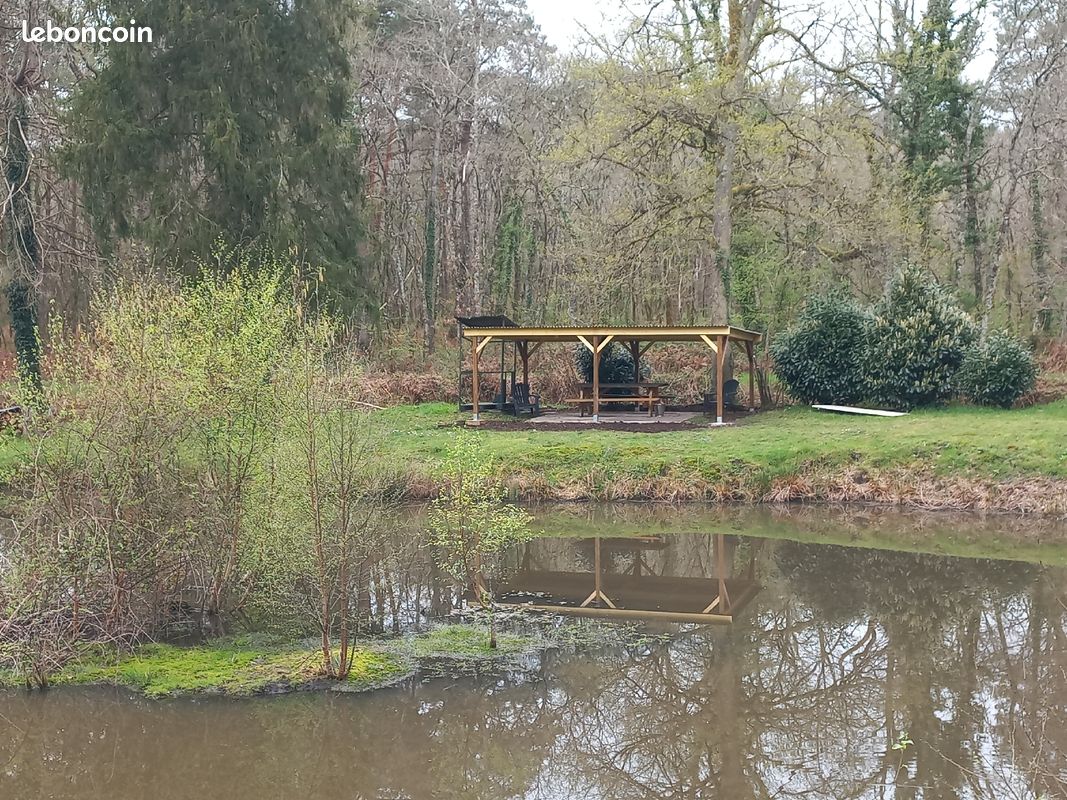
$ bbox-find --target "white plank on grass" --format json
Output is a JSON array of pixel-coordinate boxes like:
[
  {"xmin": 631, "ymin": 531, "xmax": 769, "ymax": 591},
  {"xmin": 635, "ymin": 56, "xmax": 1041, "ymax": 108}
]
[{"xmin": 812, "ymin": 404, "xmax": 907, "ymax": 417}]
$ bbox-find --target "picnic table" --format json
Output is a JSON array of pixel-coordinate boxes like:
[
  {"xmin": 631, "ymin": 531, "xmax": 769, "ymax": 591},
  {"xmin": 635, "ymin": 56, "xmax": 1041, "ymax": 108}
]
[{"xmin": 567, "ymin": 382, "xmax": 669, "ymax": 417}]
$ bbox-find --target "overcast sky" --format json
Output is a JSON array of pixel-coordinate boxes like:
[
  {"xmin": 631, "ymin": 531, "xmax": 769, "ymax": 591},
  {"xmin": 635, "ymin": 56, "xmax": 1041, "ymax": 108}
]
[
  {"xmin": 523, "ymin": 0, "xmax": 998, "ymax": 78},
  {"xmin": 524, "ymin": 0, "xmax": 621, "ymax": 52}
]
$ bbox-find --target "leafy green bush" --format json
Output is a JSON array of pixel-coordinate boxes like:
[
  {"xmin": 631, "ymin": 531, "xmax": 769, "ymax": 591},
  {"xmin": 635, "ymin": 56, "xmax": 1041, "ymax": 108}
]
[
  {"xmin": 865, "ymin": 265, "xmax": 977, "ymax": 410},
  {"xmin": 574, "ymin": 342, "xmax": 637, "ymax": 384},
  {"xmin": 769, "ymin": 291, "xmax": 871, "ymax": 405},
  {"xmin": 957, "ymin": 331, "xmax": 1037, "ymax": 408}
]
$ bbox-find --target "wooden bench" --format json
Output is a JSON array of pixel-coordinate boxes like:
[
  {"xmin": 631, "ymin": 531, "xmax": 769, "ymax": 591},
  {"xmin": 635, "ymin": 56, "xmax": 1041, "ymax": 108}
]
[{"xmin": 563, "ymin": 395, "xmax": 660, "ymax": 417}]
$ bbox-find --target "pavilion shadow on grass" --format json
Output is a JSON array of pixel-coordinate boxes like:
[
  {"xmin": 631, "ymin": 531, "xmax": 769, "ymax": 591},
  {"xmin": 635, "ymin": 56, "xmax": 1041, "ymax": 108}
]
[{"xmin": 456, "ymin": 315, "xmax": 764, "ymax": 424}]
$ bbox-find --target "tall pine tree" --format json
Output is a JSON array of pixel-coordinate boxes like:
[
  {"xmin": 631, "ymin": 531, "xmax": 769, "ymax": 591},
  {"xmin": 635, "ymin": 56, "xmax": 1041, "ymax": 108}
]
[{"xmin": 64, "ymin": 0, "xmax": 367, "ymax": 304}]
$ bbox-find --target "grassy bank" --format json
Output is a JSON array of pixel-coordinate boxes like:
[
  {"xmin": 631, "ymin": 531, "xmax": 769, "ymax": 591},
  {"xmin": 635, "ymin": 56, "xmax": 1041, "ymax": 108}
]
[
  {"xmin": 381, "ymin": 401, "xmax": 1067, "ymax": 513},
  {"xmin": 3, "ymin": 625, "xmax": 542, "ymax": 698},
  {"xmin": 3, "ymin": 399, "xmax": 1065, "ymax": 513}
]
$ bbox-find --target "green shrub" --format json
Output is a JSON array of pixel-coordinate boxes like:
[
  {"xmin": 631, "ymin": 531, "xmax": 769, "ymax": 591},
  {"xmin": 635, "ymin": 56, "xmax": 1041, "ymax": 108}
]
[
  {"xmin": 574, "ymin": 342, "xmax": 638, "ymax": 384},
  {"xmin": 865, "ymin": 265, "xmax": 977, "ymax": 410},
  {"xmin": 957, "ymin": 331, "xmax": 1037, "ymax": 408},
  {"xmin": 769, "ymin": 291, "xmax": 871, "ymax": 405}
]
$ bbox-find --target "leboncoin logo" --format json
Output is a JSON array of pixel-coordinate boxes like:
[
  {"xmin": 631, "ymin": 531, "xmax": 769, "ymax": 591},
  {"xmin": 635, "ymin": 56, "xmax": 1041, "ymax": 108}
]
[{"xmin": 21, "ymin": 19, "xmax": 152, "ymax": 43}]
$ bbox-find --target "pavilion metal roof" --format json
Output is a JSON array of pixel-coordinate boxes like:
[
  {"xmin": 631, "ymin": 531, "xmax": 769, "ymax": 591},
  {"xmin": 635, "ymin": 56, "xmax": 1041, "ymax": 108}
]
[
  {"xmin": 458, "ymin": 324, "xmax": 762, "ymax": 344},
  {"xmin": 455, "ymin": 314, "xmax": 518, "ymax": 328}
]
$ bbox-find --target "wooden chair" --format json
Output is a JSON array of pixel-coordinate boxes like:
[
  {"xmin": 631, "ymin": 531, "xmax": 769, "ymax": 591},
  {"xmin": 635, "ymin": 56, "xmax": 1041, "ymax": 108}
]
[
  {"xmin": 513, "ymin": 382, "xmax": 541, "ymax": 416},
  {"xmin": 704, "ymin": 378, "xmax": 740, "ymax": 413}
]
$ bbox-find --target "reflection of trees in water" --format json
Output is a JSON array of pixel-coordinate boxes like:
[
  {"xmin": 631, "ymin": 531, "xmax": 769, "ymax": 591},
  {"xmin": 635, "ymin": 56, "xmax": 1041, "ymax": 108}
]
[
  {"xmin": 2, "ymin": 539, "xmax": 1064, "ymax": 800},
  {"xmin": 536, "ymin": 615, "xmax": 889, "ymax": 799},
  {"xmin": 526, "ymin": 543, "xmax": 1065, "ymax": 800},
  {"xmin": 772, "ymin": 541, "xmax": 1035, "ymax": 621},
  {"xmin": 361, "ymin": 522, "xmax": 455, "ymax": 631},
  {"xmin": 775, "ymin": 542, "xmax": 1065, "ymax": 799},
  {"xmin": 989, "ymin": 571, "xmax": 1067, "ymax": 800},
  {"xmin": 436, "ymin": 536, "xmax": 1066, "ymax": 799}
]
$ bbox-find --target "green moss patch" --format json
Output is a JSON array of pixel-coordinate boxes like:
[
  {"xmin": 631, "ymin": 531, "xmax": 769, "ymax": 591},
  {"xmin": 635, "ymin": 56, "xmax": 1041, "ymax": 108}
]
[
  {"xmin": 49, "ymin": 637, "xmax": 412, "ymax": 698},
  {"xmin": 15, "ymin": 624, "xmax": 549, "ymax": 698},
  {"xmin": 407, "ymin": 623, "xmax": 533, "ymax": 660}
]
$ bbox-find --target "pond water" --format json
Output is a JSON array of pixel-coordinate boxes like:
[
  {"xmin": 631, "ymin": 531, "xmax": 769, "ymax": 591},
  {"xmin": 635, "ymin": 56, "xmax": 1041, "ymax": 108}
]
[{"xmin": 2, "ymin": 504, "xmax": 1066, "ymax": 799}]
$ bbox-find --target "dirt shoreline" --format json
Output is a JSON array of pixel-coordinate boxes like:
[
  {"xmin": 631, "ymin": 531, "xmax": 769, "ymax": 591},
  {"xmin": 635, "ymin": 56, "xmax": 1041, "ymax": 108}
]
[{"xmin": 402, "ymin": 466, "xmax": 1067, "ymax": 516}]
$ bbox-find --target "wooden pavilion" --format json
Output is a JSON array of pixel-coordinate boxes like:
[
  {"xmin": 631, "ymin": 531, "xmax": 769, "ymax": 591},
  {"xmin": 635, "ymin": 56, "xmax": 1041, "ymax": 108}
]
[{"xmin": 458, "ymin": 318, "xmax": 764, "ymax": 423}]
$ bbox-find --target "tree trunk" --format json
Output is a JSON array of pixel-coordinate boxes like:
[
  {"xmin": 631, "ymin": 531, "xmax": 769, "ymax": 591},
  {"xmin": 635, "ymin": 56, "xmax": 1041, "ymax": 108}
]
[
  {"xmin": 707, "ymin": 0, "xmax": 762, "ymax": 325},
  {"xmin": 963, "ymin": 159, "xmax": 982, "ymax": 307},
  {"xmin": 3, "ymin": 90, "xmax": 44, "ymax": 397},
  {"xmin": 982, "ymin": 170, "xmax": 1023, "ymax": 338},
  {"xmin": 710, "ymin": 124, "xmax": 736, "ymax": 324},
  {"xmin": 1029, "ymin": 174, "xmax": 1051, "ymax": 335},
  {"xmin": 455, "ymin": 117, "xmax": 474, "ymax": 314},
  {"xmin": 469, "ymin": 125, "xmax": 483, "ymax": 315},
  {"xmin": 423, "ymin": 124, "xmax": 443, "ymax": 352}
]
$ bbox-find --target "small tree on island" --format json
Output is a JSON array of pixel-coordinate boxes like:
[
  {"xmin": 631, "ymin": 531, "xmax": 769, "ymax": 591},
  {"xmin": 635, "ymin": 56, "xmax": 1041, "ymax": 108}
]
[
  {"xmin": 280, "ymin": 331, "xmax": 390, "ymax": 680},
  {"xmin": 428, "ymin": 433, "xmax": 533, "ymax": 648}
]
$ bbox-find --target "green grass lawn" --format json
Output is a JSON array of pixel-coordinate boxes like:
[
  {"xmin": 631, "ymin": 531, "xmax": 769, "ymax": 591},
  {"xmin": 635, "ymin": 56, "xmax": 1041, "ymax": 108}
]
[
  {"xmin": 377, "ymin": 400, "xmax": 1067, "ymax": 491},
  {"xmin": 3, "ymin": 399, "xmax": 1062, "ymax": 502}
]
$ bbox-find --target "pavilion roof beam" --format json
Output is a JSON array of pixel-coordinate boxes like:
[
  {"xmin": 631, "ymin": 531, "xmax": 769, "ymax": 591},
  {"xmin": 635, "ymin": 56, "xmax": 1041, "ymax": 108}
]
[{"xmin": 460, "ymin": 325, "xmax": 763, "ymax": 344}]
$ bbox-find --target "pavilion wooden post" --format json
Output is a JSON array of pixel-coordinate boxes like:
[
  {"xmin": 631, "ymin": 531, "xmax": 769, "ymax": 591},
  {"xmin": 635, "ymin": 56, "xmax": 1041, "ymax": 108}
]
[
  {"xmin": 470, "ymin": 336, "xmax": 481, "ymax": 423},
  {"xmin": 702, "ymin": 533, "xmax": 727, "ymax": 614},
  {"xmin": 499, "ymin": 340, "xmax": 507, "ymax": 408},
  {"xmin": 629, "ymin": 340, "xmax": 641, "ymax": 382},
  {"xmin": 580, "ymin": 535, "xmax": 616, "ymax": 608},
  {"xmin": 594, "ymin": 535, "xmax": 601, "ymax": 598},
  {"xmin": 592, "ymin": 335, "xmax": 601, "ymax": 422},
  {"xmin": 745, "ymin": 340, "xmax": 756, "ymax": 411},
  {"xmin": 519, "ymin": 341, "xmax": 530, "ymax": 387},
  {"xmin": 716, "ymin": 335, "xmax": 727, "ymax": 424},
  {"xmin": 716, "ymin": 533, "xmax": 731, "ymax": 613}
]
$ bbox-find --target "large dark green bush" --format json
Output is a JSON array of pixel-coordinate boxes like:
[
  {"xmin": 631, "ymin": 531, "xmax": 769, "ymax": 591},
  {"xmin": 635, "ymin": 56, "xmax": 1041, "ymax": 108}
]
[
  {"xmin": 574, "ymin": 342, "xmax": 637, "ymax": 385},
  {"xmin": 956, "ymin": 331, "xmax": 1037, "ymax": 408},
  {"xmin": 865, "ymin": 265, "xmax": 977, "ymax": 410},
  {"xmin": 769, "ymin": 291, "xmax": 872, "ymax": 405}
]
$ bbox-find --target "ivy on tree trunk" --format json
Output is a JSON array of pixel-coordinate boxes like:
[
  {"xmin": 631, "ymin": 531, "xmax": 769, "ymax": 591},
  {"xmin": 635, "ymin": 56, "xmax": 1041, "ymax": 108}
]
[{"xmin": 4, "ymin": 88, "xmax": 43, "ymax": 397}]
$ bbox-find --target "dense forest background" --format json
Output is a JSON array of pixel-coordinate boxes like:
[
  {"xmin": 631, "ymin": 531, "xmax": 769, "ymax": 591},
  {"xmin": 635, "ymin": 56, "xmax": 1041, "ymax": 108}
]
[{"xmin": 2, "ymin": 0, "xmax": 1065, "ymax": 372}]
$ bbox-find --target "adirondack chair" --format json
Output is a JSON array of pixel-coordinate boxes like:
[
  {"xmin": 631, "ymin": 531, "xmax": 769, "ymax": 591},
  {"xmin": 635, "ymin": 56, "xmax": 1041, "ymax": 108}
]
[
  {"xmin": 512, "ymin": 382, "xmax": 541, "ymax": 416},
  {"xmin": 704, "ymin": 378, "xmax": 740, "ymax": 413}
]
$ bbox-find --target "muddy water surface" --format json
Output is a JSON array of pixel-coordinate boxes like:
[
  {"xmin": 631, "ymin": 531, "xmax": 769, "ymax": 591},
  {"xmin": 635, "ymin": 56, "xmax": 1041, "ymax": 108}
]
[{"xmin": 2, "ymin": 505, "xmax": 1066, "ymax": 799}]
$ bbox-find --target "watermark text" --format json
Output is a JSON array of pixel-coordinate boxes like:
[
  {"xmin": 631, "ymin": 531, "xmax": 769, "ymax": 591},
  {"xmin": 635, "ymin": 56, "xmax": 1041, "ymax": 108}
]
[{"xmin": 21, "ymin": 19, "xmax": 152, "ymax": 43}]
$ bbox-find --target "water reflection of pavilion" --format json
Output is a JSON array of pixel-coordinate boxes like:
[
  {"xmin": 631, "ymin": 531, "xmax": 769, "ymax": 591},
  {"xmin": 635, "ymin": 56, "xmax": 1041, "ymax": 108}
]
[{"xmin": 496, "ymin": 534, "xmax": 762, "ymax": 624}]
